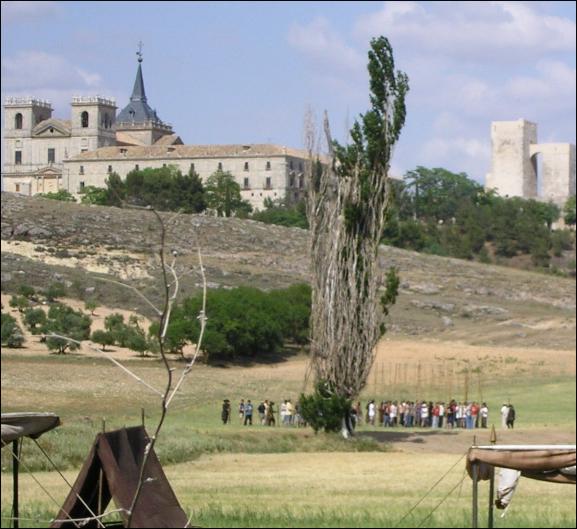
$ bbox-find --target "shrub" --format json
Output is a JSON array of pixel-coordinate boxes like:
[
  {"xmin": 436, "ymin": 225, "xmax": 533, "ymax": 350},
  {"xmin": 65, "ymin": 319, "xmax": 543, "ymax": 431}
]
[
  {"xmin": 299, "ymin": 381, "xmax": 352, "ymax": 433},
  {"xmin": 90, "ymin": 329, "xmax": 115, "ymax": 351},
  {"xmin": 24, "ymin": 308, "xmax": 47, "ymax": 334},
  {"xmin": 1, "ymin": 312, "xmax": 25, "ymax": 348},
  {"xmin": 42, "ymin": 303, "xmax": 91, "ymax": 354}
]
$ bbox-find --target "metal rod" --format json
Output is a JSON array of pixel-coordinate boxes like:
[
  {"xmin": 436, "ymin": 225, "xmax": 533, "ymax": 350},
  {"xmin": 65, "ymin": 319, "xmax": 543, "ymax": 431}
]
[
  {"xmin": 12, "ymin": 440, "xmax": 19, "ymax": 529},
  {"xmin": 472, "ymin": 463, "xmax": 479, "ymax": 529}
]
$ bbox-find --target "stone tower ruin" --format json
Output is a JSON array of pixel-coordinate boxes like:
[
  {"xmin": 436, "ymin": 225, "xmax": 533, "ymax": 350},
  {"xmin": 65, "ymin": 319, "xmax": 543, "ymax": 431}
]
[{"xmin": 485, "ymin": 119, "xmax": 576, "ymax": 205}]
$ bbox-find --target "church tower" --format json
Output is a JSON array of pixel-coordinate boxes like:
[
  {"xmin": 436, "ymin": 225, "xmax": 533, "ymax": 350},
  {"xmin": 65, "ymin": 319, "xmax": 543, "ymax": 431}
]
[
  {"xmin": 115, "ymin": 44, "xmax": 173, "ymax": 145},
  {"xmin": 69, "ymin": 96, "xmax": 117, "ymax": 157}
]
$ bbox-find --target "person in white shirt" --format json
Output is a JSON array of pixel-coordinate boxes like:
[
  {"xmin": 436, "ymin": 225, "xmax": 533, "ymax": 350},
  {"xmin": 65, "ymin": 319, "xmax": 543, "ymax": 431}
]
[{"xmin": 500, "ymin": 403, "xmax": 509, "ymax": 429}]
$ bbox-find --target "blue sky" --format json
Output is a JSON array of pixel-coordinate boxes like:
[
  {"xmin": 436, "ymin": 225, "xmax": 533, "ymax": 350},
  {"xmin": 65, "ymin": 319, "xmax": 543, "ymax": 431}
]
[{"xmin": 2, "ymin": 1, "xmax": 576, "ymax": 182}]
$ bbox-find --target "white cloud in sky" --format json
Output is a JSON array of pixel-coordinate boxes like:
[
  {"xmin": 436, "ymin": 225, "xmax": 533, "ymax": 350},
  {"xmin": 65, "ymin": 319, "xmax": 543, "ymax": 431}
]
[
  {"xmin": 354, "ymin": 1, "xmax": 575, "ymax": 59},
  {"xmin": 1, "ymin": 1, "xmax": 60, "ymax": 23},
  {"xmin": 288, "ymin": 17, "xmax": 364, "ymax": 74}
]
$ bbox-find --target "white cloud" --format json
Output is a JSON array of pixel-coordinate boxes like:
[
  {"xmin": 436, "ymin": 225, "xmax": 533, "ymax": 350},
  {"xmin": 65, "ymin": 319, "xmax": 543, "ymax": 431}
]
[
  {"xmin": 354, "ymin": 1, "xmax": 576, "ymax": 60},
  {"xmin": 2, "ymin": 51, "xmax": 102, "ymax": 91},
  {"xmin": 288, "ymin": 17, "xmax": 364, "ymax": 75},
  {"xmin": 1, "ymin": 1, "xmax": 60, "ymax": 23}
]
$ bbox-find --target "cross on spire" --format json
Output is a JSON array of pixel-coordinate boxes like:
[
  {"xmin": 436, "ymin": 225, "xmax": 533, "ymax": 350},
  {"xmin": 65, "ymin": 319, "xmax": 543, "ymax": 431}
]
[{"xmin": 136, "ymin": 41, "xmax": 143, "ymax": 63}]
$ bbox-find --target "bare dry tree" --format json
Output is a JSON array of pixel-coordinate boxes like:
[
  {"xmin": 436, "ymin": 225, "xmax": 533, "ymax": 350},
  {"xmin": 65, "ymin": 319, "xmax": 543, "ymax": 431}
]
[
  {"xmin": 47, "ymin": 204, "xmax": 207, "ymax": 528},
  {"xmin": 305, "ymin": 37, "xmax": 408, "ymax": 418}
]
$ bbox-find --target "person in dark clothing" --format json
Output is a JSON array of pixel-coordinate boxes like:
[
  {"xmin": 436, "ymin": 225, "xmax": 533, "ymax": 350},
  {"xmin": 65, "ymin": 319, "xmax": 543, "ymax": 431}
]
[
  {"xmin": 244, "ymin": 400, "xmax": 254, "ymax": 426},
  {"xmin": 221, "ymin": 399, "xmax": 231, "ymax": 424},
  {"xmin": 257, "ymin": 401, "xmax": 266, "ymax": 425},
  {"xmin": 506, "ymin": 404, "xmax": 516, "ymax": 429}
]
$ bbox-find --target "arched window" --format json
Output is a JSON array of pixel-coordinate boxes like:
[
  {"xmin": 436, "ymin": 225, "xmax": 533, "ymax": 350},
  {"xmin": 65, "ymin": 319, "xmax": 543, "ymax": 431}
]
[
  {"xmin": 81, "ymin": 111, "xmax": 89, "ymax": 128},
  {"xmin": 15, "ymin": 113, "xmax": 23, "ymax": 129}
]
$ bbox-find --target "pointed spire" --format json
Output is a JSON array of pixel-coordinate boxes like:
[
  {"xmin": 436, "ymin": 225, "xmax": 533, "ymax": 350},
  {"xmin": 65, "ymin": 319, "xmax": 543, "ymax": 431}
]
[{"xmin": 131, "ymin": 42, "xmax": 146, "ymax": 103}]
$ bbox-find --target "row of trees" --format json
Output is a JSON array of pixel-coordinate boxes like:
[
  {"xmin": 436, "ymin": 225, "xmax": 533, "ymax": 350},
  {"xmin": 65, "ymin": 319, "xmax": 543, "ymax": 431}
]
[
  {"xmin": 5, "ymin": 282, "xmax": 311, "ymax": 361},
  {"xmin": 42, "ymin": 166, "xmax": 254, "ymax": 217},
  {"xmin": 251, "ymin": 167, "xmax": 575, "ymax": 270}
]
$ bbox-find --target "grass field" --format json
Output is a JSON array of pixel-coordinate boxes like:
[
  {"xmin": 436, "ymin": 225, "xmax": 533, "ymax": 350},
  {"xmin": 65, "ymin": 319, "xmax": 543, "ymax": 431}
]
[{"xmin": 1, "ymin": 337, "xmax": 576, "ymax": 528}]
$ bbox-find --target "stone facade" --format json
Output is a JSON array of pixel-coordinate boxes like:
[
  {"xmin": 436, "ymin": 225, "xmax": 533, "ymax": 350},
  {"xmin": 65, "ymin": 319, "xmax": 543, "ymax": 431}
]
[
  {"xmin": 2, "ymin": 58, "xmax": 308, "ymax": 210},
  {"xmin": 486, "ymin": 119, "xmax": 576, "ymax": 205}
]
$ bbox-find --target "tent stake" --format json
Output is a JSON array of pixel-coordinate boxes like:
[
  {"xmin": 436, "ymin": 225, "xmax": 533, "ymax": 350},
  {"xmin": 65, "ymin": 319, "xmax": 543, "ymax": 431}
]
[
  {"xmin": 12, "ymin": 439, "xmax": 19, "ymax": 529},
  {"xmin": 472, "ymin": 462, "xmax": 479, "ymax": 528}
]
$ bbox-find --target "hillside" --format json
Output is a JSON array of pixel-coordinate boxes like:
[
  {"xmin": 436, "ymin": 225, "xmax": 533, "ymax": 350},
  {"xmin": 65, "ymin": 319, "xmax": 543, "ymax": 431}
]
[{"xmin": 1, "ymin": 192, "xmax": 575, "ymax": 350}]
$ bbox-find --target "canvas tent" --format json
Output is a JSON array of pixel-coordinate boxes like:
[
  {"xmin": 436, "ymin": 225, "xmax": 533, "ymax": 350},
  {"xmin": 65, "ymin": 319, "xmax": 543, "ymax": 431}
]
[
  {"xmin": 51, "ymin": 425, "xmax": 189, "ymax": 528},
  {"xmin": 466, "ymin": 444, "xmax": 576, "ymax": 528},
  {"xmin": 2, "ymin": 412, "xmax": 62, "ymax": 529}
]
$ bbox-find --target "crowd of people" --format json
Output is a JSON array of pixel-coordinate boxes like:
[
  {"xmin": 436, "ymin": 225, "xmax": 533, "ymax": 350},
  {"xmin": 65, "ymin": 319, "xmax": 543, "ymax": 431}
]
[
  {"xmin": 220, "ymin": 398, "xmax": 517, "ymax": 429},
  {"xmin": 221, "ymin": 398, "xmax": 305, "ymax": 427}
]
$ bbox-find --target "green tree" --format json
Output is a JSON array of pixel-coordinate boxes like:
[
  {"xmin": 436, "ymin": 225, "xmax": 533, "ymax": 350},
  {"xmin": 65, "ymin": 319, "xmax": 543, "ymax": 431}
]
[
  {"xmin": 18, "ymin": 285, "xmax": 36, "ymax": 299},
  {"xmin": 80, "ymin": 186, "xmax": 109, "ymax": 205},
  {"xmin": 205, "ymin": 169, "xmax": 252, "ymax": 217},
  {"xmin": 306, "ymin": 35, "xmax": 408, "ymax": 419},
  {"xmin": 563, "ymin": 196, "xmax": 576, "ymax": 226},
  {"xmin": 44, "ymin": 282, "xmax": 66, "ymax": 302},
  {"xmin": 252, "ymin": 198, "xmax": 309, "ymax": 229},
  {"xmin": 85, "ymin": 299, "xmax": 99, "ymax": 315},
  {"xmin": 24, "ymin": 308, "xmax": 47, "ymax": 334},
  {"xmin": 42, "ymin": 303, "xmax": 91, "ymax": 354},
  {"xmin": 91, "ymin": 329, "xmax": 115, "ymax": 351},
  {"xmin": 1, "ymin": 312, "xmax": 25, "ymax": 348},
  {"xmin": 39, "ymin": 189, "xmax": 76, "ymax": 202},
  {"xmin": 9, "ymin": 295, "xmax": 29, "ymax": 313}
]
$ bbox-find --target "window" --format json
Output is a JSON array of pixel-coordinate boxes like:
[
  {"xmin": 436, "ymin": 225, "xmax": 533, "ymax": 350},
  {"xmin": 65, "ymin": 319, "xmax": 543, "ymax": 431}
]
[
  {"xmin": 15, "ymin": 184, "xmax": 20, "ymax": 193},
  {"xmin": 108, "ymin": 165, "xmax": 113, "ymax": 174},
  {"xmin": 266, "ymin": 161, "xmax": 271, "ymax": 171},
  {"xmin": 81, "ymin": 111, "xmax": 89, "ymax": 128},
  {"xmin": 79, "ymin": 166, "xmax": 84, "ymax": 175},
  {"xmin": 81, "ymin": 149, "xmax": 88, "ymax": 153},
  {"xmin": 135, "ymin": 164, "xmax": 140, "ymax": 171},
  {"xmin": 299, "ymin": 176, "xmax": 304, "ymax": 189},
  {"xmin": 15, "ymin": 113, "xmax": 23, "ymax": 129},
  {"xmin": 15, "ymin": 151, "xmax": 22, "ymax": 165},
  {"xmin": 289, "ymin": 160, "xmax": 293, "ymax": 170},
  {"xmin": 190, "ymin": 163, "xmax": 195, "ymax": 172},
  {"xmin": 244, "ymin": 177, "xmax": 250, "ymax": 189},
  {"xmin": 244, "ymin": 162, "xmax": 249, "ymax": 171},
  {"xmin": 299, "ymin": 162, "xmax": 304, "ymax": 172},
  {"xmin": 265, "ymin": 177, "xmax": 272, "ymax": 189},
  {"xmin": 162, "ymin": 163, "xmax": 167, "ymax": 168},
  {"xmin": 48, "ymin": 148, "xmax": 55, "ymax": 163},
  {"xmin": 120, "ymin": 148, "xmax": 127, "ymax": 154},
  {"xmin": 289, "ymin": 175, "xmax": 295, "ymax": 188},
  {"xmin": 79, "ymin": 181, "xmax": 85, "ymax": 191},
  {"xmin": 218, "ymin": 162, "xmax": 223, "ymax": 171}
]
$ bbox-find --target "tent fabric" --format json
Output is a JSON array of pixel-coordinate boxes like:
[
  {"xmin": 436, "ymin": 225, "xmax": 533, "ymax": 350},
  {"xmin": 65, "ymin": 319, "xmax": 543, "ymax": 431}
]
[
  {"xmin": 467, "ymin": 446, "xmax": 576, "ymax": 484},
  {"xmin": 51, "ymin": 426, "xmax": 189, "ymax": 528},
  {"xmin": 1, "ymin": 412, "xmax": 61, "ymax": 446}
]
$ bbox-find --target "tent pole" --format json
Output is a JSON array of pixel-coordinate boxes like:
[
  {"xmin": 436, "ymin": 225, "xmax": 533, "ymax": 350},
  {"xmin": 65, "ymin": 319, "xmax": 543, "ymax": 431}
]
[
  {"xmin": 472, "ymin": 462, "xmax": 479, "ymax": 528},
  {"xmin": 488, "ymin": 425, "xmax": 497, "ymax": 528},
  {"xmin": 12, "ymin": 439, "xmax": 19, "ymax": 529}
]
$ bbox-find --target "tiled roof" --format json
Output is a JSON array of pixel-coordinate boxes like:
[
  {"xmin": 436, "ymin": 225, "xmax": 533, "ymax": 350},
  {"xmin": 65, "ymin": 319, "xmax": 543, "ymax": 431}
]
[{"xmin": 67, "ymin": 144, "xmax": 310, "ymax": 161}]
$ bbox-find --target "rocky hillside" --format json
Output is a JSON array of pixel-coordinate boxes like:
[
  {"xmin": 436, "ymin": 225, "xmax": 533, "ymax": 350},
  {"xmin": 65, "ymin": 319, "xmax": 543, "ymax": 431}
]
[{"xmin": 1, "ymin": 192, "xmax": 575, "ymax": 350}]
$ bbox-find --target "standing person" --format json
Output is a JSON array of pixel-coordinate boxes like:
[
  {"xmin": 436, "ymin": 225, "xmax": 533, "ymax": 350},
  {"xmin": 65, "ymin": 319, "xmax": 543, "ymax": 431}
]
[
  {"xmin": 390, "ymin": 401, "xmax": 398, "ymax": 427},
  {"xmin": 378, "ymin": 401, "xmax": 385, "ymax": 426},
  {"xmin": 266, "ymin": 401, "xmax": 276, "ymax": 426},
  {"xmin": 420, "ymin": 401, "xmax": 429, "ymax": 427},
  {"xmin": 238, "ymin": 399, "xmax": 245, "ymax": 423},
  {"xmin": 431, "ymin": 403, "xmax": 440, "ymax": 428},
  {"xmin": 221, "ymin": 399, "xmax": 231, "ymax": 424},
  {"xmin": 471, "ymin": 402, "xmax": 480, "ymax": 429},
  {"xmin": 354, "ymin": 401, "xmax": 363, "ymax": 425},
  {"xmin": 280, "ymin": 400, "xmax": 288, "ymax": 425},
  {"xmin": 368, "ymin": 400, "xmax": 376, "ymax": 426},
  {"xmin": 506, "ymin": 404, "xmax": 516, "ymax": 429},
  {"xmin": 286, "ymin": 400, "xmax": 294, "ymax": 426},
  {"xmin": 438, "ymin": 402, "xmax": 445, "ymax": 429},
  {"xmin": 480, "ymin": 403, "xmax": 489, "ymax": 429},
  {"xmin": 257, "ymin": 401, "xmax": 266, "ymax": 425},
  {"xmin": 501, "ymin": 403, "xmax": 509, "ymax": 430},
  {"xmin": 244, "ymin": 400, "xmax": 254, "ymax": 426}
]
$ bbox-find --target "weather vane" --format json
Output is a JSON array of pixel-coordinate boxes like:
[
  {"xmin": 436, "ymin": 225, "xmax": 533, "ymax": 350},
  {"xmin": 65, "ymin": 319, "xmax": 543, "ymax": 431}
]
[{"xmin": 137, "ymin": 41, "xmax": 143, "ymax": 63}]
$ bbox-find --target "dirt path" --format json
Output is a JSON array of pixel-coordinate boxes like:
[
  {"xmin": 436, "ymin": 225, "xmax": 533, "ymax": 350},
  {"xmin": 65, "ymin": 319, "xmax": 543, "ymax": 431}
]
[{"xmin": 360, "ymin": 427, "xmax": 576, "ymax": 454}]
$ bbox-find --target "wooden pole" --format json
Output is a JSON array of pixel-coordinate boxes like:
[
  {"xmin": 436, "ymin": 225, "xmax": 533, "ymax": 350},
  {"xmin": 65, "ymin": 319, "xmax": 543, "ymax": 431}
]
[
  {"xmin": 472, "ymin": 462, "xmax": 479, "ymax": 529},
  {"xmin": 12, "ymin": 439, "xmax": 19, "ymax": 529},
  {"xmin": 141, "ymin": 407, "xmax": 146, "ymax": 428},
  {"xmin": 98, "ymin": 418, "xmax": 106, "ymax": 516},
  {"xmin": 488, "ymin": 425, "xmax": 497, "ymax": 529}
]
